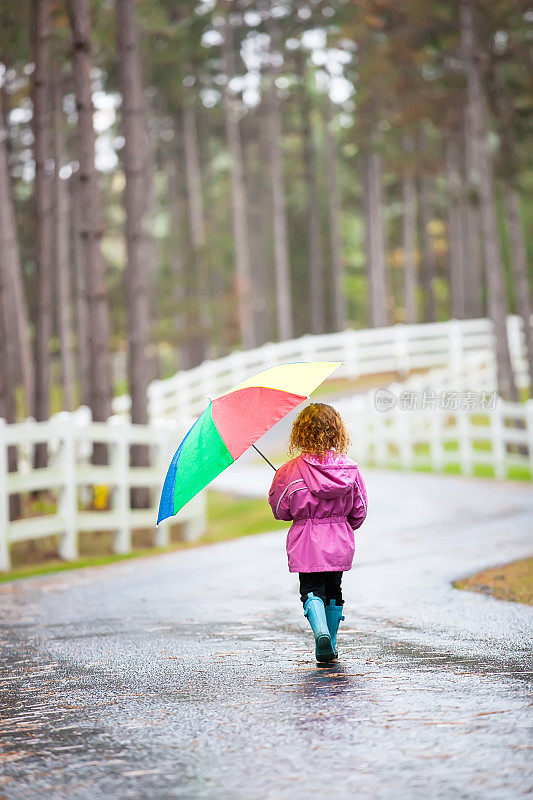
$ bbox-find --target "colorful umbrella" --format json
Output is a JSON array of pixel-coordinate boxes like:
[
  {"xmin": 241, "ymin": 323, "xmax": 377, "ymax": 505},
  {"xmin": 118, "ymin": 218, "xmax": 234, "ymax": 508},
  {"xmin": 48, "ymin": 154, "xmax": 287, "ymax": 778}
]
[{"xmin": 157, "ymin": 361, "xmax": 341, "ymax": 524}]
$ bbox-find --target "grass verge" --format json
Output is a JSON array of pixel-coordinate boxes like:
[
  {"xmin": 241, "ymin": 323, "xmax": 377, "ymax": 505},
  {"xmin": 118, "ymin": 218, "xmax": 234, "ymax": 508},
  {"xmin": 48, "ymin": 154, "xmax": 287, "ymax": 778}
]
[
  {"xmin": 360, "ymin": 458, "xmax": 532, "ymax": 481},
  {"xmin": 0, "ymin": 491, "xmax": 286, "ymax": 585},
  {"xmin": 453, "ymin": 557, "xmax": 533, "ymax": 605}
]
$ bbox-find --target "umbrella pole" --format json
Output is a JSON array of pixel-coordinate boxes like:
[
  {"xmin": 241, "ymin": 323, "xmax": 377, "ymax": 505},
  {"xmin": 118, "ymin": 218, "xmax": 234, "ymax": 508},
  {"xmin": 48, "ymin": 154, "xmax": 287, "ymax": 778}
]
[{"xmin": 252, "ymin": 444, "xmax": 277, "ymax": 471}]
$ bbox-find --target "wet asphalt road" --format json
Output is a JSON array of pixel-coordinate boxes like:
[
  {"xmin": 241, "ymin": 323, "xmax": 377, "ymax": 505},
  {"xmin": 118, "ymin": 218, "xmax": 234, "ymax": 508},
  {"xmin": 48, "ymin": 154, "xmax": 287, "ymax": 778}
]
[{"xmin": 1, "ymin": 467, "xmax": 532, "ymax": 800}]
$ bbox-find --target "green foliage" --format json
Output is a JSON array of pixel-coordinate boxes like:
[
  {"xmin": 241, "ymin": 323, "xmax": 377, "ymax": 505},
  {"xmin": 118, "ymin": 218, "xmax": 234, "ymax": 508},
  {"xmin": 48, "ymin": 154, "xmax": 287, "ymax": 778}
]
[{"xmin": 1, "ymin": 0, "xmax": 531, "ymax": 407}]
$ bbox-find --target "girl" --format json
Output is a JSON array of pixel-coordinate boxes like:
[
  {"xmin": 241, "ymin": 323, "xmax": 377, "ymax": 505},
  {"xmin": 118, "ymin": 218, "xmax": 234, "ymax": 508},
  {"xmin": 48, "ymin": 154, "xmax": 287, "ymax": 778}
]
[{"xmin": 268, "ymin": 403, "xmax": 367, "ymax": 663}]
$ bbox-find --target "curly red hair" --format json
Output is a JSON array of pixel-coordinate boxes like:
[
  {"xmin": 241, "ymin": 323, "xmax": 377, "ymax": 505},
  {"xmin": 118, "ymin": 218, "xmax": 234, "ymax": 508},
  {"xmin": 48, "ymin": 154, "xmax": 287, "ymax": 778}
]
[{"xmin": 289, "ymin": 403, "xmax": 351, "ymax": 461}]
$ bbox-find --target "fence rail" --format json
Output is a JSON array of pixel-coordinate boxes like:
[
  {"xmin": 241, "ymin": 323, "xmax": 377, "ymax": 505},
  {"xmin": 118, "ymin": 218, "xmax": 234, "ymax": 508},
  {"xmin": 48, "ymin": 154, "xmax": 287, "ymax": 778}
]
[
  {"xmin": 0, "ymin": 413, "xmax": 205, "ymax": 572},
  {"xmin": 2, "ymin": 315, "xmax": 531, "ymax": 572},
  {"xmin": 336, "ymin": 352, "xmax": 533, "ymax": 480},
  {"xmin": 123, "ymin": 316, "xmax": 529, "ymax": 425}
]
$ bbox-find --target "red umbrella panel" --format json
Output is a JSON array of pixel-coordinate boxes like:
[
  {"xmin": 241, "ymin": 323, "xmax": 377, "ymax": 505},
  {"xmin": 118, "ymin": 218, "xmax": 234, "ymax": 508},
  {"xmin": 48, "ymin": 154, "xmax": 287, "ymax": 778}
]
[{"xmin": 157, "ymin": 361, "xmax": 342, "ymax": 524}]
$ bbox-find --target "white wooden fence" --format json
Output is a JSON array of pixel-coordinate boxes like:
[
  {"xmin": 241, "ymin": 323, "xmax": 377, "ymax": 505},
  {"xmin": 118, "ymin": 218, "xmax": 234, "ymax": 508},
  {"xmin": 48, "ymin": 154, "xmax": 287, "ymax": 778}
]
[
  {"xmin": 121, "ymin": 316, "xmax": 529, "ymax": 425},
  {"xmin": 0, "ymin": 412, "xmax": 205, "ymax": 572},
  {"xmin": 337, "ymin": 352, "xmax": 533, "ymax": 480},
  {"xmin": 2, "ymin": 314, "xmax": 531, "ymax": 572}
]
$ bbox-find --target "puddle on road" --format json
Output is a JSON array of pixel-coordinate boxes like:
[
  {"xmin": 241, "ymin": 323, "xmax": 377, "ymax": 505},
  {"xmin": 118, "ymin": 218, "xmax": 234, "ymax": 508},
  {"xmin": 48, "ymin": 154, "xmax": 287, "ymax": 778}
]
[
  {"xmin": 0, "ymin": 635, "xmax": 194, "ymax": 798},
  {"xmin": 2, "ymin": 612, "xmax": 531, "ymax": 799},
  {"xmin": 299, "ymin": 663, "xmax": 362, "ymax": 700}
]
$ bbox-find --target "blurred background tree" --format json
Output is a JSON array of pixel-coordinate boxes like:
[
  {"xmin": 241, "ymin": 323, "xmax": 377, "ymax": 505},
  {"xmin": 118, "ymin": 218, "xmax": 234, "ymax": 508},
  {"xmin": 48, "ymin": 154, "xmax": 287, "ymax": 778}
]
[{"xmin": 0, "ymin": 0, "xmax": 531, "ymax": 443}]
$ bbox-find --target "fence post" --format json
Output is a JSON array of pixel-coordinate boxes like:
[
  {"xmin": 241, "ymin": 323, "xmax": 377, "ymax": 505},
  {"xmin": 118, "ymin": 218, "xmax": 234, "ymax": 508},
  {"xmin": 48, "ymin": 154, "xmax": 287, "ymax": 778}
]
[
  {"xmin": 457, "ymin": 409, "xmax": 473, "ymax": 476},
  {"xmin": 430, "ymin": 409, "xmax": 444, "ymax": 473},
  {"xmin": 154, "ymin": 520, "xmax": 170, "ymax": 548},
  {"xmin": 298, "ymin": 333, "xmax": 315, "ymax": 363},
  {"xmin": 153, "ymin": 428, "xmax": 170, "ymax": 548},
  {"xmin": 343, "ymin": 329, "xmax": 360, "ymax": 380},
  {"xmin": 261, "ymin": 343, "xmax": 277, "ymax": 371},
  {"xmin": 491, "ymin": 405, "xmax": 507, "ymax": 480},
  {"xmin": 57, "ymin": 413, "xmax": 78, "ymax": 561},
  {"xmin": 226, "ymin": 351, "xmax": 240, "ymax": 386},
  {"xmin": 181, "ymin": 492, "xmax": 207, "ymax": 541},
  {"xmin": 111, "ymin": 420, "xmax": 131, "ymax": 554},
  {"xmin": 394, "ymin": 325, "xmax": 410, "ymax": 379},
  {"xmin": 526, "ymin": 400, "xmax": 533, "ymax": 480},
  {"xmin": 506, "ymin": 315, "xmax": 523, "ymax": 387},
  {"xmin": 200, "ymin": 360, "xmax": 213, "ymax": 401},
  {"xmin": 373, "ymin": 404, "xmax": 387, "ymax": 467},
  {"xmin": 0, "ymin": 420, "xmax": 10, "ymax": 572},
  {"xmin": 448, "ymin": 319, "xmax": 464, "ymax": 389},
  {"xmin": 393, "ymin": 405, "xmax": 407, "ymax": 469},
  {"xmin": 147, "ymin": 379, "xmax": 161, "ymax": 423}
]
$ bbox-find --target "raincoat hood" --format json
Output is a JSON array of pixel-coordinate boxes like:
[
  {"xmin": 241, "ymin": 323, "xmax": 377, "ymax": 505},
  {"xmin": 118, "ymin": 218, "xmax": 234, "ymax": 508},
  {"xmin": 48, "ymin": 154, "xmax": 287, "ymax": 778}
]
[
  {"xmin": 268, "ymin": 450, "xmax": 368, "ymax": 573},
  {"xmin": 298, "ymin": 451, "xmax": 359, "ymax": 499}
]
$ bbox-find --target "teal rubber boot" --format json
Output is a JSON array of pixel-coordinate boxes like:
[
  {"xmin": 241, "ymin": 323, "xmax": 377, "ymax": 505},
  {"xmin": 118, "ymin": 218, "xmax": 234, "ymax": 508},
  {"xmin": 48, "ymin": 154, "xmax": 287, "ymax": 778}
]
[
  {"xmin": 303, "ymin": 593, "xmax": 336, "ymax": 663},
  {"xmin": 325, "ymin": 601, "xmax": 345, "ymax": 658}
]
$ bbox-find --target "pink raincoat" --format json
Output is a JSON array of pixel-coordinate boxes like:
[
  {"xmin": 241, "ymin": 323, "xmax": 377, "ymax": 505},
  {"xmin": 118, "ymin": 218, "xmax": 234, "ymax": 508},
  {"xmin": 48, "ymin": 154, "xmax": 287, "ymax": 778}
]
[{"xmin": 268, "ymin": 450, "xmax": 368, "ymax": 573}]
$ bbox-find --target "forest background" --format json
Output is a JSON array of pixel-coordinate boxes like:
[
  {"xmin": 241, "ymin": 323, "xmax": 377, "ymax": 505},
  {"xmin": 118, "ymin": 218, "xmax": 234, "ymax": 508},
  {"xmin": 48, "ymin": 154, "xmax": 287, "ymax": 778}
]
[{"xmin": 0, "ymin": 0, "xmax": 531, "ymax": 451}]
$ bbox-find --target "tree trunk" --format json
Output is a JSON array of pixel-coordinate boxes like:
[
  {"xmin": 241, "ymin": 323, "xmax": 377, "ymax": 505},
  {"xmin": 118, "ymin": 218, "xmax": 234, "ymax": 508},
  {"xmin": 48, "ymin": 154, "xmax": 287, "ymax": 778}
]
[
  {"xmin": 0, "ymin": 89, "xmax": 18, "ymax": 395},
  {"xmin": 0, "ymin": 85, "xmax": 12, "ymax": 160},
  {"xmin": 504, "ymin": 186, "xmax": 533, "ymax": 395},
  {"xmin": 165, "ymin": 117, "xmax": 191, "ymax": 370},
  {"xmin": 462, "ymin": 103, "xmax": 484, "ymax": 318},
  {"xmin": 295, "ymin": 48, "xmax": 325, "ymax": 335},
  {"xmin": 196, "ymin": 99, "xmax": 224, "ymax": 352},
  {"xmin": 182, "ymin": 94, "xmax": 209, "ymax": 362},
  {"xmin": 258, "ymin": 101, "xmax": 276, "ymax": 343},
  {"xmin": 32, "ymin": 0, "xmax": 54, "ymax": 466},
  {"xmin": 461, "ymin": 0, "xmax": 517, "ymax": 400},
  {"xmin": 244, "ymin": 107, "xmax": 272, "ymax": 346},
  {"xmin": 363, "ymin": 150, "xmax": 388, "ymax": 327},
  {"xmin": 182, "ymin": 99, "xmax": 205, "ymax": 256},
  {"xmin": 70, "ymin": 173, "xmax": 91, "ymax": 407},
  {"xmin": 117, "ymin": 0, "xmax": 152, "ymax": 506},
  {"xmin": 221, "ymin": 8, "xmax": 255, "ymax": 349},
  {"xmin": 117, "ymin": 0, "xmax": 151, "ymax": 426},
  {"xmin": 67, "ymin": 0, "xmax": 113, "ymax": 446},
  {"xmin": 267, "ymin": 17, "xmax": 292, "ymax": 341},
  {"xmin": 0, "ymin": 293, "xmax": 15, "ymax": 425},
  {"xmin": 143, "ymin": 114, "xmax": 159, "ymax": 307},
  {"xmin": 0, "ymin": 93, "xmax": 21, "ymax": 515},
  {"xmin": 323, "ymin": 91, "xmax": 346, "ymax": 332},
  {"xmin": 418, "ymin": 174, "xmax": 437, "ymax": 322},
  {"xmin": 0, "ymin": 280, "xmax": 16, "ymax": 429},
  {"xmin": 0, "ymin": 89, "xmax": 34, "ymax": 418},
  {"xmin": 445, "ymin": 133, "xmax": 467, "ymax": 320},
  {"xmin": 175, "ymin": 109, "xmax": 204, "ymax": 367},
  {"xmin": 0, "ymin": 164, "xmax": 17, "ymax": 432},
  {"xmin": 142, "ymin": 113, "xmax": 160, "ymax": 382},
  {"xmin": 490, "ymin": 68, "xmax": 533, "ymax": 395},
  {"xmin": 418, "ymin": 129, "xmax": 437, "ymax": 322},
  {"xmin": 402, "ymin": 135, "xmax": 417, "ymax": 324},
  {"xmin": 0, "ymin": 262, "xmax": 20, "ymax": 519},
  {"xmin": 52, "ymin": 69, "xmax": 76, "ymax": 411}
]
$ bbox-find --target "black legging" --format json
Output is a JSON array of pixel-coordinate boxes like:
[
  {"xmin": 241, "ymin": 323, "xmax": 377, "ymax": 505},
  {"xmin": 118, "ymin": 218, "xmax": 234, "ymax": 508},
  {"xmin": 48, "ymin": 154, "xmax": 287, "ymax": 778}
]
[{"xmin": 299, "ymin": 571, "xmax": 343, "ymax": 607}]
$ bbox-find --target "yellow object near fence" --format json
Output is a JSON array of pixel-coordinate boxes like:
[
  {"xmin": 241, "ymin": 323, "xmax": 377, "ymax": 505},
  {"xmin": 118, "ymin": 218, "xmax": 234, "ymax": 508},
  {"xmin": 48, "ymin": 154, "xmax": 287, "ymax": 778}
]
[{"xmin": 94, "ymin": 485, "xmax": 110, "ymax": 510}]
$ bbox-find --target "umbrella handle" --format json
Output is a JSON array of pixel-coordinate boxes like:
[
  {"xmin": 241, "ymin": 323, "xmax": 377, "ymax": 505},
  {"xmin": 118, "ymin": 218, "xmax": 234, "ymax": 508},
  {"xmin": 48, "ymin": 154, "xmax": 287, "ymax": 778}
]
[{"xmin": 252, "ymin": 444, "xmax": 277, "ymax": 471}]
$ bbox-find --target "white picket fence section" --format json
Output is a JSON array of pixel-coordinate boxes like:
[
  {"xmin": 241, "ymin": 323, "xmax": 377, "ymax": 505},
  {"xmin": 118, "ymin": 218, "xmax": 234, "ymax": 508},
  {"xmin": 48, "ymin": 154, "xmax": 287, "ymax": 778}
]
[
  {"xmin": 337, "ymin": 352, "xmax": 533, "ymax": 480},
  {"xmin": 0, "ymin": 412, "xmax": 205, "ymax": 572},
  {"xmin": 1, "ymin": 314, "xmax": 531, "ymax": 573},
  {"xmin": 119, "ymin": 316, "xmax": 529, "ymax": 426}
]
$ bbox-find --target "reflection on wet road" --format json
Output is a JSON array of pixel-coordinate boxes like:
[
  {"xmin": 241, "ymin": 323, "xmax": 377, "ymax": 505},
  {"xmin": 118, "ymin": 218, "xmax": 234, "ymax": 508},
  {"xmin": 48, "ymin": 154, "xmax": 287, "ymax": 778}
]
[{"xmin": 1, "ymin": 468, "xmax": 532, "ymax": 799}]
